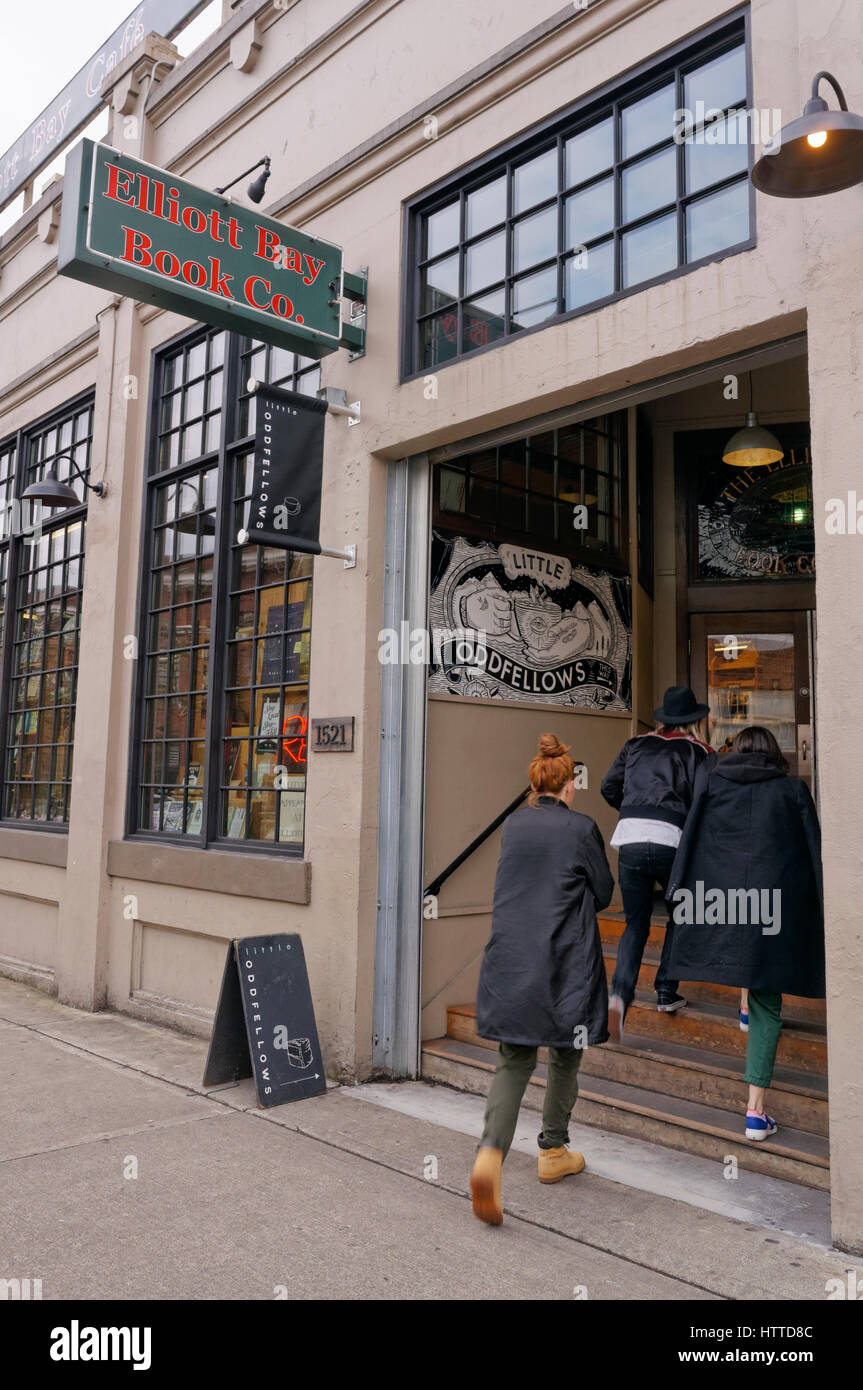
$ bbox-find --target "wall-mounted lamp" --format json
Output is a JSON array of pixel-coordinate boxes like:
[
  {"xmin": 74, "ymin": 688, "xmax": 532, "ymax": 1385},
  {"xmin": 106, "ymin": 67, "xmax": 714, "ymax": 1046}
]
[
  {"xmin": 752, "ymin": 71, "xmax": 863, "ymax": 197},
  {"xmin": 215, "ymin": 155, "xmax": 271, "ymax": 204},
  {"xmin": 21, "ymin": 456, "xmax": 106, "ymax": 508}
]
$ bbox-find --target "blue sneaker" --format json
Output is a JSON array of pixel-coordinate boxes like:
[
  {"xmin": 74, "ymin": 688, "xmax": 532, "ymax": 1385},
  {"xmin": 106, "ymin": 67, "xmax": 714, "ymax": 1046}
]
[
  {"xmin": 739, "ymin": 1008, "xmax": 749, "ymax": 1032},
  {"xmin": 745, "ymin": 1110, "xmax": 778, "ymax": 1141}
]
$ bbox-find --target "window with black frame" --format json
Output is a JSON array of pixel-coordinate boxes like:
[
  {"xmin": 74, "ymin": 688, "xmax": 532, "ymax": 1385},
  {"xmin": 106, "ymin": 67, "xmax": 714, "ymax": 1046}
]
[
  {"xmin": 434, "ymin": 414, "xmax": 626, "ymax": 567},
  {"xmin": 0, "ymin": 400, "xmax": 93, "ymax": 824},
  {"xmin": 135, "ymin": 328, "xmax": 320, "ymax": 849},
  {"xmin": 408, "ymin": 24, "xmax": 751, "ymax": 373}
]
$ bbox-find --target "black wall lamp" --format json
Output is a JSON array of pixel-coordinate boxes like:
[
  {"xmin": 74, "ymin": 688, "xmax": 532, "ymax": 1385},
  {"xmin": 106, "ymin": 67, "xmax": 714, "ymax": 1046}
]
[
  {"xmin": 22, "ymin": 456, "xmax": 106, "ymax": 508},
  {"xmin": 752, "ymin": 71, "xmax": 863, "ymax": 197},
  {"xmin": 215, "ymin": 155, "xmax": 271, "ymax": 204}
]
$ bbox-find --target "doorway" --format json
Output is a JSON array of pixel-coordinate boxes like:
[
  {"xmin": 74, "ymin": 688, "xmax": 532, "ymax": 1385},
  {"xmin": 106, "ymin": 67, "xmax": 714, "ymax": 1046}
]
[{"xmin": 690, "ymin": 611, "xmax": 815, "ymax": 790}]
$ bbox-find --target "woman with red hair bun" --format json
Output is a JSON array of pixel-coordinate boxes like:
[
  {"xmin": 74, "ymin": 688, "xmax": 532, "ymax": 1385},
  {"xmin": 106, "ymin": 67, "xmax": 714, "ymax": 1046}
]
[{"xmin": 470, "ymin": 732, "xmax": 613, "ymax": 1227}]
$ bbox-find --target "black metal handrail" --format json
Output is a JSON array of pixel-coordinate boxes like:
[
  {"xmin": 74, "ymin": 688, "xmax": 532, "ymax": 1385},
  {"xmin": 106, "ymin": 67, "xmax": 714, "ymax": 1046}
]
[{"xmin": 424, "ymin": 788, "xmax": 529, "ymax": 898}]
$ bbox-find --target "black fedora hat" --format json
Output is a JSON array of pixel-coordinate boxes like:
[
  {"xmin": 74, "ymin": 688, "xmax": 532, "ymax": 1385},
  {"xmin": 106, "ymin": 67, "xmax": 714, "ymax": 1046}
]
[{"xmin": 653, "ymin": 685, "xmax": 710, "ymax": 725}]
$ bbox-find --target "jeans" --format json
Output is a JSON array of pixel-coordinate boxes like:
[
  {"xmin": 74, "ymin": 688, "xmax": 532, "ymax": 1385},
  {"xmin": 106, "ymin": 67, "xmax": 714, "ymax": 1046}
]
[
  {"xmin": 612, "ymin": 841, "xmax": 679, "ymax": 1007},
  {"xmin": 480, "ymin": 1043, "xmax": 583, "ymax": 1157},
  {"xmin": 743, "ymin": 990, "xmax": 783, "ymax": 1089}
]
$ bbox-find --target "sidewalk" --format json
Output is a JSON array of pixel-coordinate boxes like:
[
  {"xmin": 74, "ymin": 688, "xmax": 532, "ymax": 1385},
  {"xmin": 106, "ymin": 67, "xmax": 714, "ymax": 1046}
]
[{"xmin": 1, "ymin": 976, "xmax": 859, "ymax": 1301}]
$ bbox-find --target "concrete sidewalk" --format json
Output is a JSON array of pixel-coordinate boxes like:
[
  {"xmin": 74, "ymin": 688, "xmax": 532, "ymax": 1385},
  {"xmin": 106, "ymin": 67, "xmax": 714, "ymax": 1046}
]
[{"xmin": 0, "ymin": 977, "xmax": 859, "ymax": 1301}]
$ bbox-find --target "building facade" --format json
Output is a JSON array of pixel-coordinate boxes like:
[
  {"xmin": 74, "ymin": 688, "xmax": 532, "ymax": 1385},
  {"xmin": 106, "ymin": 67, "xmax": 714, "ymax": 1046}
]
[{"xmin": 1, "ymin": 0, "xmax": 861, "ymax": 1250}]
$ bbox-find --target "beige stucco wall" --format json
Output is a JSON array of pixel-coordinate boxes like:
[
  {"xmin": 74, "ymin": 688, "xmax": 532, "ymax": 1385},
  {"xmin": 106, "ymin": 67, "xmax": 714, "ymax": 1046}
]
[{"xmin": 0, "ymin": 0, "xmax": 861, "ymax": 1243}]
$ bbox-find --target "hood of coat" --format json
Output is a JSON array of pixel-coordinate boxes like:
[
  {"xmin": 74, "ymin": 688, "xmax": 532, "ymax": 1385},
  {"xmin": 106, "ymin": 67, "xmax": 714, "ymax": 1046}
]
[{"xmin": 714, "ymin": 751, "xmax": 788, "ymax": 784}]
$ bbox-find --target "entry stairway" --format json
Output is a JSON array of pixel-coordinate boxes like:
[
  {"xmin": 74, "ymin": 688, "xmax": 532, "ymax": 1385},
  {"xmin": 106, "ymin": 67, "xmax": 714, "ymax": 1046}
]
[{"xmin": 422, "ymin": 908, "xmax": 829, "ymax": 1189}]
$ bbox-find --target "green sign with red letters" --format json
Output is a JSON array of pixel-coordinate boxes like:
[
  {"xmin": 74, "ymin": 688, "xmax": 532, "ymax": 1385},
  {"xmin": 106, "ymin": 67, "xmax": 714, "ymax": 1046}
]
[{"xmin": 58, "ymin": 139, "xmax": 364, "ymax": 356}]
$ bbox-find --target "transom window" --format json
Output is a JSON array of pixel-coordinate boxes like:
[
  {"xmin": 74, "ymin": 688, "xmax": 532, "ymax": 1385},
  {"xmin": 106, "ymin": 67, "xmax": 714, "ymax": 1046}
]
[
  {"xmin": 407, "ymin": 22, "xmax": 751, "ymax": 374},
  {"xmin": 133, "ymin": 329, "xmax": 320, "ymax": 851},
  {"xmin": 434, "ymin": 413, "xmax": 626, "ymax": 567},
  {"xmin": 0, "ymin": 399, "xmax": 93, "ymax": 825}
]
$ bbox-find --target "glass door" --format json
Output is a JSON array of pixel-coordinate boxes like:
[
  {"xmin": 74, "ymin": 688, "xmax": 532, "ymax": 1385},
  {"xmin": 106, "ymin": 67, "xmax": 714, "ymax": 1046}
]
[{"xmin": 690, "ymin": 611, "xmax": 814, "ymax": 790}]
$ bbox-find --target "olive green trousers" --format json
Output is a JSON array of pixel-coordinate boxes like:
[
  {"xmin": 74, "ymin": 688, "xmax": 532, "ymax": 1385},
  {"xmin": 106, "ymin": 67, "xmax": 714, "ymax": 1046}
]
[{"xmin": 479, "ymin": 1042, "xmax": 584, "ymax": 1157}]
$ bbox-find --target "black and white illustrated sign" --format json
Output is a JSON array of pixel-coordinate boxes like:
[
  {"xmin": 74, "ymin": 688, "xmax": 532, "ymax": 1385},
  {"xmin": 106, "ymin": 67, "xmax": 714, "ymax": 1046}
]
[
  {"xmin": 203, "ymin": 934, "xmax": 326, "ymax": 1107},
  {"xmin": 428, "ymin": 533, "xmax": 631, "ymax": 710},
  {"xmin": 241, "ymin": 382, "xmax": 327, "ymax": 553}
]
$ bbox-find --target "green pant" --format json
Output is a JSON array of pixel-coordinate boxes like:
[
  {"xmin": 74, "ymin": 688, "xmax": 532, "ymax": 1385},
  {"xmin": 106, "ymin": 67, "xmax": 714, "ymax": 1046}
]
[
  {"xmin": 743, "ymin": 990, "xmax": 783, "ymax": 1089},
  {"xmin": 480, "ymin": 1042, "xmax": 583, "ymax": 1158}
]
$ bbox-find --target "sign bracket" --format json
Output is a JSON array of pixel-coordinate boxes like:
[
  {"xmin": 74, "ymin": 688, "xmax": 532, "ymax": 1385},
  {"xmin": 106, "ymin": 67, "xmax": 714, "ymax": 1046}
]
[
  {"xmin": 340, "ymin": 266, "xmax": 367, "ymax": 359},
  {"xmin": 316, "ymin": 386, "xmax": 360, "ymax": 425}
]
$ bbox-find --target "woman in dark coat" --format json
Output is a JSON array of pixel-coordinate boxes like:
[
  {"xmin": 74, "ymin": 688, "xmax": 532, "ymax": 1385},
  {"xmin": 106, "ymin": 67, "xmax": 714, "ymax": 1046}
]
[
  {"xmin": 665, "ymin": 725, "xmax": 825, "ymax": 1142},
  {"xmin": 470, "ymin": 733, "xmax": 614, "ymax": 1226}
]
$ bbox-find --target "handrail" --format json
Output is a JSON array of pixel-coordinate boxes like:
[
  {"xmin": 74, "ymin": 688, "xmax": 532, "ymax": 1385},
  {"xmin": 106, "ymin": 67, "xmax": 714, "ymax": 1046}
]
[{"xmin": 424, "ymin": 788, "xmax": 529, "ymax": 898}]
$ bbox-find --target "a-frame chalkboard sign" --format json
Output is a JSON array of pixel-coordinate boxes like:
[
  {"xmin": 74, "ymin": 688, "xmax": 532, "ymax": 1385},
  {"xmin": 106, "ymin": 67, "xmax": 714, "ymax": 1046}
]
[{"xmin": 203, "ymin": 934, "xmax": 326, "ymax": 1107}]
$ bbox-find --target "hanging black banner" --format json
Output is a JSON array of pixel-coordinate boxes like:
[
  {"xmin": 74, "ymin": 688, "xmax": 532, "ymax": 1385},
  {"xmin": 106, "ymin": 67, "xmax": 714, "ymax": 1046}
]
[{"xmin": 239, "ymin": 381, "xmax": 328, "ymax": 553}]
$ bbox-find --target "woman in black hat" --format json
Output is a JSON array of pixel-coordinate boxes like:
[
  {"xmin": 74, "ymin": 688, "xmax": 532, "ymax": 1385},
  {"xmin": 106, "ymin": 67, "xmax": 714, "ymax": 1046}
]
[{"xmin": 601, "ymin": 686, "xmax": 715, "ymax": 1039}]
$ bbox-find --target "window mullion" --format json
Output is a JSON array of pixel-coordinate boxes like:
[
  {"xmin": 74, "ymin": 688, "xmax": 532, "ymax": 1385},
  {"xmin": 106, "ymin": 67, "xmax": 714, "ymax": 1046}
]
[
  {"xmin": 0, "ymin": 431, "xmax": 24, "ymax": 819},
  {"xmin": 204, "ymin": 334, "xmax": 239, "ymax": 848}
]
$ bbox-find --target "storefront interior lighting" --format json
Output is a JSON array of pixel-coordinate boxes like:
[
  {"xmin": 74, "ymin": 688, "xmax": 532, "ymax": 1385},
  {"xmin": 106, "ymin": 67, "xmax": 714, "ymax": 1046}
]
[
  {"xmin": 215, "ymin": 156, "xmax": 271, "ymax": 204},
  {"xmin": 21, "ymin": 455, "xmax": 106, "ymax": 507},
  {"xmin": 722, "ymin": 374, "xmax": 784, "ymax": 468},
  {"xmin": 751, "ymin": 71, "xmax": 863, "ymax": 197}
]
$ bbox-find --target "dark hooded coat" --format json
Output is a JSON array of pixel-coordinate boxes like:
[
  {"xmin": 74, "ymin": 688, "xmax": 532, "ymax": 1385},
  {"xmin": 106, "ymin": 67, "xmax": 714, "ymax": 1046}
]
[
  {"xmin": 476, "ymin": 797, "xmax": 614, "ymax": 1048},
  {"xmin": 665, "ymin": 752, "xmax": 825, "ymax": 997}
]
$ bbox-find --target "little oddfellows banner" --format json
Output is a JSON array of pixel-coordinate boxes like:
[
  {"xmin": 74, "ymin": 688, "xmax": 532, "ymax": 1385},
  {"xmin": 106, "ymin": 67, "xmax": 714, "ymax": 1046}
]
[
  {"xmin": 428, "ymin": 533, "xmax": 632, "ymax": 709},
  {"xmin": 241, "ymin": 382, "xmax": 327, "ymax": 555},
  {"xmin": 58, "ymin": 139, "xmax": 343, "ymax": 356}
]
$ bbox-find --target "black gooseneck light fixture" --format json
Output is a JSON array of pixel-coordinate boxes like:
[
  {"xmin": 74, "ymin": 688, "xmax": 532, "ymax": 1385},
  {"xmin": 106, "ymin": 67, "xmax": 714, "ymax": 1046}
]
[
  {"xmin": 22, "ymin": 455, "xmax": 106, "ymax": 508},
  {"xmin": 752, "ymin": 71, "xmax": 863, "ymax": 198},
  {"xmin": 722, "ymin": 373, "xmax": 784, "ymax": 468},
  {"xmin": 215, "ymin": 155, "xmax": 271, "ymax": 204}
]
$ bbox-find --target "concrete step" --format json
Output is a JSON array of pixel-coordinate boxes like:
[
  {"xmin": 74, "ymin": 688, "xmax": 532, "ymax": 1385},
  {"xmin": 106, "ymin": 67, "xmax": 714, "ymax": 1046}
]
[
  {"xmin": 601, "ymin": 945, "xmax": 827, "ymax": 1027},
  {"xmin": 443, "ymin": 1003, "xmax": 828, "ymax": 1137},
  {"xmin": 421, "ymin": 1035, "xmax": 830, "ymax": 1190},
  {"xmin": 447, "ymin": 995, "xmax": 827, "ymax": 1077}
]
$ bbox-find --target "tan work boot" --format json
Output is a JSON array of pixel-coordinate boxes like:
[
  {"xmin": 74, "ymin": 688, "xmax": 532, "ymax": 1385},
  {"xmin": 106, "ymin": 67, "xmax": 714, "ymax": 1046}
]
[
  {"xmin": 538, "ymin": 1145, "xmax": 586, "ymax": 1184},
  {"xmin": 470, "ymin": 1145, "xmax": 503, "ymax": 1225}
]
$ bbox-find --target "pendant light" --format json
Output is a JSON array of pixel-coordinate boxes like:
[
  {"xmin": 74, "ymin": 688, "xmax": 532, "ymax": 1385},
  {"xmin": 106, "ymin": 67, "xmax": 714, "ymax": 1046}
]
[
  {"xmin": 752, "ymin": 72, "xmax": 863, "ymax": 199},
  {"xmin": 722, "ymin": 375, "xmax": 784, "ymax": 468}
]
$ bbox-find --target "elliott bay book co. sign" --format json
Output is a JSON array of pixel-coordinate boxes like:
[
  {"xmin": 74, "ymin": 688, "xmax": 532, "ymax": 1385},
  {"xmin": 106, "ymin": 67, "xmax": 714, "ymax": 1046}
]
[{"xmin": 58, "ymin": 138, "xmax": 365, "ymax": 357}]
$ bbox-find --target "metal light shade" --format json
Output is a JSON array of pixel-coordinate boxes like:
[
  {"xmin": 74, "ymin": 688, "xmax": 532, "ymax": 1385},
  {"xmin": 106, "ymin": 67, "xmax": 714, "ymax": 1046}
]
[
  {"xmin": 247, "ymin": 162, "xmax": 271, "ymax": 204},
  {"xmin": 752, "ymin": 72, "xmax": 863, "ymax": 197},
  {"xmin": 21, "ymin": 474, "xmax": 82, "ymax": 507},
  {"xmin": 722, "ymin": 412, "xmax": 785, "ymax": 468}
]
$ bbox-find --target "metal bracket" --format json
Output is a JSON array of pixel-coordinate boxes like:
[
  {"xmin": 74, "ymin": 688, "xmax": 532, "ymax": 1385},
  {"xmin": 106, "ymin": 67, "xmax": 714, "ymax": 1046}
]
[
  {"xmin": 340, "ymin": 266, "xmax": 367, "ymax": 359},
  {"xmin": 319, "ymin": 543, "xmax": 357, "ymax": 568},
  {"xmin": 317, "ymin": 386, "xmax": 360, "ymax": 425}
]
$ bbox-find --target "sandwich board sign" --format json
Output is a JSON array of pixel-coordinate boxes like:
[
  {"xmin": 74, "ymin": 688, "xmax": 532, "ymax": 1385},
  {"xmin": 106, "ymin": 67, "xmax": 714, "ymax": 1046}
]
[
  {"xmin": 203, "ymin": 934, "xmax": 326, "ymax": 1107},
  {"xmin": 57, "ymin": 138, "xmax": 365, "ymax": 356}
]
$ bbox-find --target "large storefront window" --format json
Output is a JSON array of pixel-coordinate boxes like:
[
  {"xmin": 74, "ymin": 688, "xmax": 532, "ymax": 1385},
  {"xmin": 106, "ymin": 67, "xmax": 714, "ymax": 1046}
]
[
  {"xmin": 435, "ymin": 414, "xmax": 626, "ymax": 565},
  {"xmin": 133, "ymin": 328, "xmax": 319, "ymax": 850},
  {"xmin": 0, "ymin": 399, "xmax": 93, "ymax": 825},
  {"xmin": 405, "ymin": 18, "xmax": 751, "ymax": 374},
  {"xmin": 429, "ymin": 412, "xmax": 632, "ymax": 711}
]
